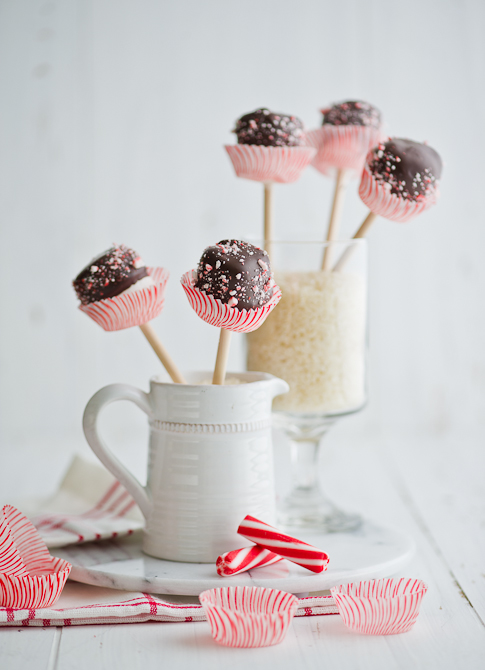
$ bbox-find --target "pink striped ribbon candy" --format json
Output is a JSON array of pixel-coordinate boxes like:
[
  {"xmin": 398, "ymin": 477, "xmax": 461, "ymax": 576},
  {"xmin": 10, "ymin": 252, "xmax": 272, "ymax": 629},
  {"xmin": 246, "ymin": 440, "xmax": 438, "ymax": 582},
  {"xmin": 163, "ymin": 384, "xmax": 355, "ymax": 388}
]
[
  {"xmin": 180, "ymin": 271, "xmax": 281, "ymax": 334},
  {"xmin": 80, "ymin": 266, "xmax": 169, "ymax": 331},
  {"xmin": 216, "ymin": 545, "xmax": 283, "ymax": 577},
  {"xmin": 359, "ymin": 159, "xmax": 439, "ymax": 223},
  {"xmin": 225, "ymin": 144, "xmax": 316, "ymax": 184},
  {"xmin": 0, "ymin": 506, "xmax": 71, "ymax": 609},
  {"xmin": 237, "ymin": 515, "xmax": 329, "ymax": 574},
  {"xmin": 331, "ymin": 578, "xmax": 428, "ymax": 635}
]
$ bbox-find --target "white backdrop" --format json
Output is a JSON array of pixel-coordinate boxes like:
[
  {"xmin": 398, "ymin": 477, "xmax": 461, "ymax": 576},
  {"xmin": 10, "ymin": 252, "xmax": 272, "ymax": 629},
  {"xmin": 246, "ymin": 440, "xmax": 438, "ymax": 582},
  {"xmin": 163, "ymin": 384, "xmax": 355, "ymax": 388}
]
[{"xmin": 1, "ymin": 0, "xmax": 484, "ymax": 474}]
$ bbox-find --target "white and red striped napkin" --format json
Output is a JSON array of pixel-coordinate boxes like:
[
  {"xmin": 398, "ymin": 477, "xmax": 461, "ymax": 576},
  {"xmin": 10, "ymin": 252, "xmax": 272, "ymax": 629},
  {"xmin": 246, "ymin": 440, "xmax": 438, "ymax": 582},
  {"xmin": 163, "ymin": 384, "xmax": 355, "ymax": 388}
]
[
  {"xmin": 16, "ymin": 455, "xmax": 144, "ymax": 548},
  {"xmin": 0, "ymin": 582, "xmax": 338, "ymax": 627}
]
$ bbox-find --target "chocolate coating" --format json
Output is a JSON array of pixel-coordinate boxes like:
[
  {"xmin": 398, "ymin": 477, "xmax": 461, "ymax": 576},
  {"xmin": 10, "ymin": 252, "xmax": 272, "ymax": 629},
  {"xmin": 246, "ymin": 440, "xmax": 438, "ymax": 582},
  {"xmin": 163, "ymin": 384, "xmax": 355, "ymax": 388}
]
[
  {"xmin": 73, "ymin": 244, "xmax": 148, "ymax": 305},
  {"xmin": 322, "ymin": 100, "xmax": 381, "ymax": 129},
  {"xmin": 368, "ymin": 138, "xmax": 442, "ymax": 201},
  {"xmin": 233, "ymin": 108, "xmax": 304, "ymax": 147},
  {"xmin": 195, "ymin": 240, "xmax": 274, "ymax": 310}
]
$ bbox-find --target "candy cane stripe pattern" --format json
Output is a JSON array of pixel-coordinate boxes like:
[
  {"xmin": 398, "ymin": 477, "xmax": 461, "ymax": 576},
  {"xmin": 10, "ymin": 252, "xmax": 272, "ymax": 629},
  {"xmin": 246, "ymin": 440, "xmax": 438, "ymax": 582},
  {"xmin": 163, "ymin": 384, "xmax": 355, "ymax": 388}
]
[
  {"xmin": 199, "ymin": 586, "xmax": 299, "ymax": 647},
  {"xmin": 237, "ymin": 516, "xmax": 329, "ymax": 574},
  {"xmin": 225, "ymin": 145, "xmax": 316, "ymax": 184},
  {"xmin": 180, "ymin": 271, "xmax": 281, "ymax": 334},
  {"xmin": 0, "ymin": 506, "xmax": 71, "ymax": 609},
  {"xmin": 80, "ymin": 267, "xmax": 169, "ymax": 331},
  {"xmin": 359, "ymin": 161, "xmax": 438, "ymax": 223},
  {"xmin": 216, "ymin": 545, "xmax": 283, "ymax": 577},
  {"xmin": 330, "ymin": 578, "xmax": 428, "ymax": 635},
  {"xmin": 306, "ymin": 125, "xmax": 383, "ymax": 176}
]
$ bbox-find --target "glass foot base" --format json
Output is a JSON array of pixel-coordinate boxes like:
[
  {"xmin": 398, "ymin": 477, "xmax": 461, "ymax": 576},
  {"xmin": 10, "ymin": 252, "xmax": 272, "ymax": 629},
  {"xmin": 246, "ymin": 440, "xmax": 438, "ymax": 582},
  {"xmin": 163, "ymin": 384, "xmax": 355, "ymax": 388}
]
[{"xmin": 278, "ymin": 487, "xmax": 362, "ymax": 533}]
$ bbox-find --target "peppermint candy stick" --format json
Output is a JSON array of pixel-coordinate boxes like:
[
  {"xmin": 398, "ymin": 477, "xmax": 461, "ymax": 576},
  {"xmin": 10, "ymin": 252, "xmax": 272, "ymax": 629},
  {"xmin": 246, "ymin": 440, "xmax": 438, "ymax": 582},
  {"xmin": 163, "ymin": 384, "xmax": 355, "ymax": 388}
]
[
  {"xmin": 237, "ymin": 515, "xmax": 329, "ymax": 574},
  {"xmin": 216, "ymin": 545, "xmax": 283, "ymax": 577}
]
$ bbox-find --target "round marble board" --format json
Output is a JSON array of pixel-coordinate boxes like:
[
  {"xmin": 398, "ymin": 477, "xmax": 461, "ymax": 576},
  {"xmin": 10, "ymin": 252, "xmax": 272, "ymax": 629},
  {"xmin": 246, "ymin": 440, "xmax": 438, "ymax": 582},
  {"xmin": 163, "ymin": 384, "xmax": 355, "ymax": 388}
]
[{"xmin": 56, "ymin": 521, "xmax": 415, "ymax": 596}]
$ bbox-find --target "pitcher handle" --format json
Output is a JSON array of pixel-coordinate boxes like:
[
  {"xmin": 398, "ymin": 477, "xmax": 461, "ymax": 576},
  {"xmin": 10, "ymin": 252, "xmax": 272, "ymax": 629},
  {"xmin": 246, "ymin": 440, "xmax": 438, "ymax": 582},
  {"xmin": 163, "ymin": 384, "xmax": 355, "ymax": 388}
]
[{"xmin": 83, "ymin": 384, "xmax": 152, "ymax": 518}]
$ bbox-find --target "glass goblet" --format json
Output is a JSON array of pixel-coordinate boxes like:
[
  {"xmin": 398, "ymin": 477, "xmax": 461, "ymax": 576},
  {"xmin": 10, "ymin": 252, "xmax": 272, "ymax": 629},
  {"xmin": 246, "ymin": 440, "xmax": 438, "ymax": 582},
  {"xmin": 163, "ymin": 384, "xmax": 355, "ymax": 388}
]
[{"xmin": 247, "ymin": 239, "xmax": 367, "ymax": 531}]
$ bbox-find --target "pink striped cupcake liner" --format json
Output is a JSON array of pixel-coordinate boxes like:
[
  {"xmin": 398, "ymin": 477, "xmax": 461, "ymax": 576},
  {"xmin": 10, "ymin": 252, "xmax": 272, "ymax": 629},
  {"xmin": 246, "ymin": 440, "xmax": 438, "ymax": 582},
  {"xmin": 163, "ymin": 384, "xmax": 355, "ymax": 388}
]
[
  {"xmin": 199, "ymin": 586, "xmax": 298, "ymax": 647},
  {"xmin": 359, "ymin": 161, "xmax": 439, "ymax": 223},
  {"xmin": 331, "ymin": 578, "xmax": 428, "ymax": 635},
  {"xmin": 79, "ymin": 266, "xmax": 169, "ymax": 331},
  {"xmin": 237, "ymin": 515, "xmax": 329, "ymax": 574},
  {"xmin": 306, "ymin": 124, "xmax": 383, "ymax": 177},
  {"xmin": 0, "ymin": 506, "xmax": 71, "ymax": 609},
  {"xmin": 180, "ymin": 271, "xmax": 282, "ymax": 333},
  {"xmin": 216, "ymin": 545, "xmax": 283, "ymax": 577},
  {"xmin": 225, "ymin": 144, "xmax": 316, "ymax": 184}
]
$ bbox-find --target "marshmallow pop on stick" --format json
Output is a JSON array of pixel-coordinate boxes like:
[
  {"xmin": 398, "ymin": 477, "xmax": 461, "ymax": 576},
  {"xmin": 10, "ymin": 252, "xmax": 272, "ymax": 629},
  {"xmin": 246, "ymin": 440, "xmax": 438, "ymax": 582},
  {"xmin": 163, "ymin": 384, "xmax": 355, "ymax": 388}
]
[
  {"xmin": 333, "ymin": 138, "xmax": 443, "ymax": 272},
  {"xmin": 181, "ymin": 239, "xmax": 281, "ymax": 385},
  {"xmin": 306, "ymin": 100, "xmax": 383, "ymax": 269},
  {"xmin": 225, "ymin": 109, "xmax": 316, "ymax": 259},
  {"xmin": 73, "ymin": 244, "xmax": 185, "ymax": 383}
]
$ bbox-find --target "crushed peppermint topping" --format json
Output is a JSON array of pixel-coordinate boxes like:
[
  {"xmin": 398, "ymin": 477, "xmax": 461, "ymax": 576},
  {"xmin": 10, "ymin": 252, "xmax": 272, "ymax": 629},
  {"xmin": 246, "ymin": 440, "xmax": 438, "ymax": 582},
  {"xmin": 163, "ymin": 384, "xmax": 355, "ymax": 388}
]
[
  {"xmin": 234, "ymin": 108, "xmax": 305, "ymax": 147},
  {"xmin": 194, "ymin": 239, "xmax": 274, "ymax": 311},
  {"xmin": 73, "ymin": 244, "xmax": 149, "ymax": 305},
  {"xmin": 322, "ymin": 100, "xmax": 381, "ymax": 128},
  {"xmin": 367, "ymin": 138, "xmax": 442, "ymax": 201}
]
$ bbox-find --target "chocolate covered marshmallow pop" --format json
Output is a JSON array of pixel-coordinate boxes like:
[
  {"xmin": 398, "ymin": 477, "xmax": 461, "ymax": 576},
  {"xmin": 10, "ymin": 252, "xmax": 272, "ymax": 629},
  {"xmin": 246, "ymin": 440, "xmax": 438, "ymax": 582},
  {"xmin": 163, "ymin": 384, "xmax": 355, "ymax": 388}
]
[
  {"xmin": 181, "ymin": 239, "xmax": 281, "ymax": 384},
  {"xmin": 306, "ymin": 100, "xmax": 384, "ymax": 269},
  {"xmin": 225, "ymin": 108, "xmax": 316, "ymax": 259},
  {"xmin": 333, "ymin": 138, "xmax": 443, "ymax": 271},
  {"xmin": 73, "ymin": 244, "xmax": 185, "ymax": 383}
]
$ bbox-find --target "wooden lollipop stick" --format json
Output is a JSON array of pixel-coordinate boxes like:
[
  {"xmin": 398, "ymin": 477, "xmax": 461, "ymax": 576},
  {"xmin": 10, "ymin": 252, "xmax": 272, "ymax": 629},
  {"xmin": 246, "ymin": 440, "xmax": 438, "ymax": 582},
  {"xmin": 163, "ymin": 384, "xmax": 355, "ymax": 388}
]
[
  {"xmin": 321, "ymin": 168, "xmax": 350, "ymax": 270},
  {"xmin": 352, "ymin": 210, "xmax": 378, "ymax": 240},
  {"xmin": 212, "ymin": 328, "xmax": 232, "ymax": 385},
  {"xmin": 139, "ymin": 322, "xmax": 186, "ymax": 384},
  {"xmin": 264, "ymin": 182, "xmax": 274, "ymax": 259},
  {"xmin": 332, "ymin": 211, "xmax": 378, "ymax": 272}
]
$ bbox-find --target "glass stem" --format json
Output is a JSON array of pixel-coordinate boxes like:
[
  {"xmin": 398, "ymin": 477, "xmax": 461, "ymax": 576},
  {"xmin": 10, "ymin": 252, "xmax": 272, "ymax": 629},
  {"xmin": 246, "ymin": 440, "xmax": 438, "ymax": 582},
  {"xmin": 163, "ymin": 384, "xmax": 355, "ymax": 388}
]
[
  {"xmin": 291, "ymin": 438, "xmax": 321, "ymax": 491},
  {"xmin": 276, "ymin": 413, "xmax": 361, "ymax": 531}
]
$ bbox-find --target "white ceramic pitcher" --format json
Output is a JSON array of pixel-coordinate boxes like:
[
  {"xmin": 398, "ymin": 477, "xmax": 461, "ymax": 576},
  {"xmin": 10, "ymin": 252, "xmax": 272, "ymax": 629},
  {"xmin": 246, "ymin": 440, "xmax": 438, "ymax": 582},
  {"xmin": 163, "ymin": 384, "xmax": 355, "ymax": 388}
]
[{"xmin": 83, "ymin": 371, "xmax": 288, "ymax": 563}]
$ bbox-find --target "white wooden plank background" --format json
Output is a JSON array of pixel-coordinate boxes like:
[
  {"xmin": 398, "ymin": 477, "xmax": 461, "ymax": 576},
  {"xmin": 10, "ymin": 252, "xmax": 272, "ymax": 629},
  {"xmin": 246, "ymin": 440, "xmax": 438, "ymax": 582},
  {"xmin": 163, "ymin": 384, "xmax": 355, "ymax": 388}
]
[{"xmin": 0, "ymin": 0, "xmax": 484, "ymax": 449}]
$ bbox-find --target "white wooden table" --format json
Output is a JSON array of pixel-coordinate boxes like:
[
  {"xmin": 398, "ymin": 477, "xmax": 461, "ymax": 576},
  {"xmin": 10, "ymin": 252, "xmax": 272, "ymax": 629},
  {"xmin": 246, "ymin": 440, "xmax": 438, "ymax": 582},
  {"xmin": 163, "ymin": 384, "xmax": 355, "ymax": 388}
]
[{"xmin": 1, "ymin": 433, "xmax": 484, "ymax": 669}]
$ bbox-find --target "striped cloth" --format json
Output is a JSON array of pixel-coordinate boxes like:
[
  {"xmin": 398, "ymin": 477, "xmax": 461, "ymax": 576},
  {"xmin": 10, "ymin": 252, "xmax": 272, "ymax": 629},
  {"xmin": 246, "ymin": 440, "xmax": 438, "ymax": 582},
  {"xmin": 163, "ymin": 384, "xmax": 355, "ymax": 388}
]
[
  {"xmin": 0, "ymin": 582, "xmax": 338, "ymax": 627},
  {"xmin": 16, "ymin": 455, "xmax": 144, "ymax": 549}
]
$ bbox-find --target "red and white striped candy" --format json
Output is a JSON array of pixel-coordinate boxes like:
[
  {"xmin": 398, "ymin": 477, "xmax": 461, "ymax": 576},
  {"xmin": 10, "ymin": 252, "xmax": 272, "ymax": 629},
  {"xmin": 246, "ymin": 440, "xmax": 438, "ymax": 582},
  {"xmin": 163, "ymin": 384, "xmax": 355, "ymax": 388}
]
[
  {"xmin": 331, "ymin": 578, "xmax": 428, "ymax": 635},
  {"xmin": 79, "ymin": 266, "xmax": 169, "ymax": 331},
  {"xmin": 180, "ymin": 271, "xmax": 281, "ymax": 334},
  {"xmin": 216, "ymin": 545, "xmax": 283, "ymax": 577},
  {"xmin": 237, "ymin": 515, "xmax": 329, "ymax": 574},
  {"xmin": 306, "ymin": 124, "xmax": 384, "ymax": 177},
  {"xmin": 0, "ymin": 505, "xmax": 71, "ymax": 609},
  {"xmin": 225, "ymin": 144, "xmax": 316, "ymax": 184},
  {"xmin": 199, "ymin": 586, "xmax": 298, "ymax": 647},
  {"xmin": 359, "ymin": 160, "xmax": 439, "ymax": 223}
]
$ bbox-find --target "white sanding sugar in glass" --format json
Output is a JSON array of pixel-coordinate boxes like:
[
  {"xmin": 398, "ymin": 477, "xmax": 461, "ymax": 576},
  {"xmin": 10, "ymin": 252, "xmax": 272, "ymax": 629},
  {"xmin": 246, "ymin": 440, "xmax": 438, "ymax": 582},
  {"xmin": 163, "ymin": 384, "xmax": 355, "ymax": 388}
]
[{"xmin": 247, "ymin": 270, "xmax": 367, "ymax": 413}]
